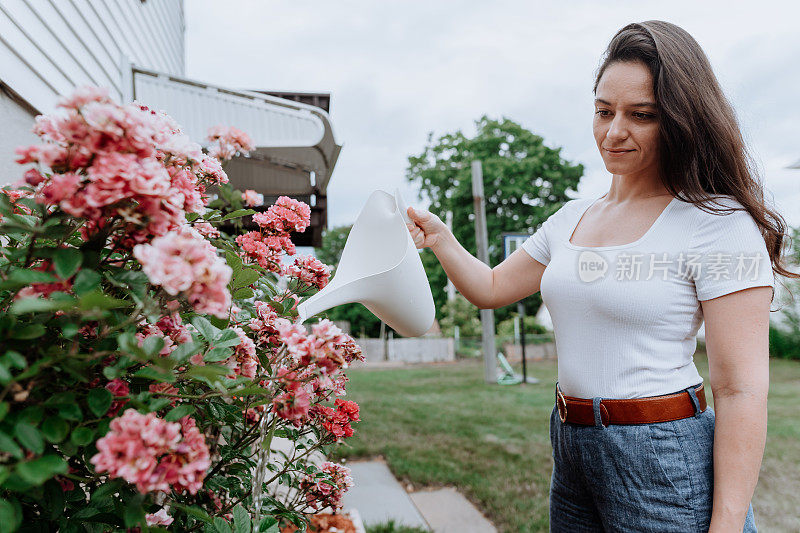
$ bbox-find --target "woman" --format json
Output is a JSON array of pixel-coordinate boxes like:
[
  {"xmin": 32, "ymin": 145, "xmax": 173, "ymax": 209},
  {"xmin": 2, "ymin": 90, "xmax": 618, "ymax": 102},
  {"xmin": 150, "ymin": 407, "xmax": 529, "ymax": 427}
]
[{"xmin": 404, "ymin": 20, "xmax": 797, "ymax": 533}]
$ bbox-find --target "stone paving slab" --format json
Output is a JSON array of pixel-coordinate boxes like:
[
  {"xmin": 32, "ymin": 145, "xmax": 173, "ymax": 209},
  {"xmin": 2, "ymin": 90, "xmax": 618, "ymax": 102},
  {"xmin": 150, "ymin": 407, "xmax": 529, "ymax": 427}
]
[
  {"xmin": 340, "ymin": 459, "xmax": 431, "ymax": 530},
  {"xmin": 409, "ymin": 487, "xmax": 497, "ymax": 533}
]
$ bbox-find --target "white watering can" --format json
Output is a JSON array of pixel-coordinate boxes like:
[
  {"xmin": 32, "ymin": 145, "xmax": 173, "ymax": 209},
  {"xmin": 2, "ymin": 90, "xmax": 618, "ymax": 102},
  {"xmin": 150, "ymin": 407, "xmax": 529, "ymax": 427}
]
[{"xmin": 296, "ymin": 188, "xmax": 436, "ymax": 337}]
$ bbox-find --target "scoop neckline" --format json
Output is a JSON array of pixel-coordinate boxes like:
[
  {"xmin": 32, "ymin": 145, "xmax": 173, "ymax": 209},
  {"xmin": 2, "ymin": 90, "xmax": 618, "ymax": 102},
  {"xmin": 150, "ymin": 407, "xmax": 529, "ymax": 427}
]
[{"xmin": 564, "ymin": 193, "xmax": 679, "ymax": 251}]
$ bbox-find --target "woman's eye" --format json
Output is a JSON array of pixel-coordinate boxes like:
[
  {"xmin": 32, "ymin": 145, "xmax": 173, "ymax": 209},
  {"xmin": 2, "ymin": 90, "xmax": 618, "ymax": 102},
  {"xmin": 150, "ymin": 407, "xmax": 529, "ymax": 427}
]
[
  {"xmin": 595, "ymin": 110, "xmax": 609, "ymax": 116},
  {"xmin": 634, "ymin": 113, "xmax": 655, "ymax": 119}
]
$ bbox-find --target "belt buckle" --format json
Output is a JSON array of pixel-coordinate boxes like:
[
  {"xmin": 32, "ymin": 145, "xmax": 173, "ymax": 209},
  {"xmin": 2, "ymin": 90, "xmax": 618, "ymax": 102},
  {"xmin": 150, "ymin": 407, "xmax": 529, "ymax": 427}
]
[{"xmin": 557, "ymin": 388, "xmax": 568, "ymax": 423}]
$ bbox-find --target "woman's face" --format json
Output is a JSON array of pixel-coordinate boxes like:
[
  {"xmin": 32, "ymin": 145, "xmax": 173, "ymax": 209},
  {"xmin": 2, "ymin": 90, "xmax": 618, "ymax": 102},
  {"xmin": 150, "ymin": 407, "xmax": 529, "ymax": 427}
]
[{"xmin": 593, "ymin": 61, "xmax": 661, "ymax": 178}]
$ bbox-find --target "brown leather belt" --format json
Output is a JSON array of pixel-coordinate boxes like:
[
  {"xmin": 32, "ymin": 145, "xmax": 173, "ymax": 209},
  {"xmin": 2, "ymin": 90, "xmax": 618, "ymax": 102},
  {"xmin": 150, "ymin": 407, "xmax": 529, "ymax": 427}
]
[{"xmin": 556, "ymin": 382, "xmax": 706, "ymax": 426}]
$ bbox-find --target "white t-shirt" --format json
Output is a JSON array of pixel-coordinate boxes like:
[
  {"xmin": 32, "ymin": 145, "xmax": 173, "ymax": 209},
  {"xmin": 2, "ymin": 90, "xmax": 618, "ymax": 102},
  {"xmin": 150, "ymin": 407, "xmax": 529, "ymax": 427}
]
[{"xmin": 522, "ymin": 192, "xmax": 776, "ymax": 399}]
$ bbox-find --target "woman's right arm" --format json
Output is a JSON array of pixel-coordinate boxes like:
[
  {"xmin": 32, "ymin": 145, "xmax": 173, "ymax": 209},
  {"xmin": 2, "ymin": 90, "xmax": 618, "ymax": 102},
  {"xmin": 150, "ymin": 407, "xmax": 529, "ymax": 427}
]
[{"xmin": 406, "ymin": 206, "xmax": 546, "ymax": 310}]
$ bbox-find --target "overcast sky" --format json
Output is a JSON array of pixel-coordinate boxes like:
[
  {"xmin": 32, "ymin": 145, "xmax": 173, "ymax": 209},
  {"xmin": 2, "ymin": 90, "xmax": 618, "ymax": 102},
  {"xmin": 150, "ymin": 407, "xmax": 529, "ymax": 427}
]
[{"xmin": 185, "ymin": 0, "xmax": 800, "ymax": 231}]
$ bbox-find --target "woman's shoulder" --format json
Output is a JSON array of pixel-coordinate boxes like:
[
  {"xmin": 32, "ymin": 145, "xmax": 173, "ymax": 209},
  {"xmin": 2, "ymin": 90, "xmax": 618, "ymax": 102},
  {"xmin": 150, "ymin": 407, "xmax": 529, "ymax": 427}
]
[
  {"xmin": 674, "ymin": 193, "xmax": 752, "ymax": 223},
  {"xmin": 679, "ymin": 193, "xmax": 765, "ymax": 248}
]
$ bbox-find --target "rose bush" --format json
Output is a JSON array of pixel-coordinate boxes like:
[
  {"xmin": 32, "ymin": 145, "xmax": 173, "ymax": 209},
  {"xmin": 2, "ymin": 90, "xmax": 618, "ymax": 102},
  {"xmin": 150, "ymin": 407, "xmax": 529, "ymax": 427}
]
[{"xmin": 0, "ymin": 86, "xmax": 362, "ymax": 532}]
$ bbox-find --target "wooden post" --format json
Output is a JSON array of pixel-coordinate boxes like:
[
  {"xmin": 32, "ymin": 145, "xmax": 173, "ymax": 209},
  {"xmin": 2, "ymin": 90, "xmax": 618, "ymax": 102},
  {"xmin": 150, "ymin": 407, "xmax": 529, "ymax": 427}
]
[{"xmin": 471, "ymin": 160, "xmax": 497, "ymax": 384}]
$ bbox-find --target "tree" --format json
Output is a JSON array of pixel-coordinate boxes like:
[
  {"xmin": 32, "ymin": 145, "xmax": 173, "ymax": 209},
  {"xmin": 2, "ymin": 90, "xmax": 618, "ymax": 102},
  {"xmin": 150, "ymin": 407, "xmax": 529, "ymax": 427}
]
[
  {"xmin": 317, "ymin": 224, "xmax": 383, "ymax": 337},
  {"xmin": 406, "ymin": 116, "xmax": 584, "ymax": 325},
  {"xmin": 439, "ymin": 293, "xmax": 482, "ymax": 337}
]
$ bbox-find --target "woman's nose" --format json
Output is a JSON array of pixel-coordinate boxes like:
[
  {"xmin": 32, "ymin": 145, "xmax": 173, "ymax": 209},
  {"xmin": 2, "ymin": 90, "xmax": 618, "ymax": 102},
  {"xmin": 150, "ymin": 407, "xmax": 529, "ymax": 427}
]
[{"xmin": 606, "ymin": 115, "xmax": 629, "ymax": 140}]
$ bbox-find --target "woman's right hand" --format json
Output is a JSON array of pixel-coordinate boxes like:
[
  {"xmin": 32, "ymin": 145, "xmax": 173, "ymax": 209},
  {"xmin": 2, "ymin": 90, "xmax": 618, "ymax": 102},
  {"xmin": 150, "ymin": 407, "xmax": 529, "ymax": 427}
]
[{"xmin": 405, "ymin": 206, "xmax": 449, "ymax": 250}]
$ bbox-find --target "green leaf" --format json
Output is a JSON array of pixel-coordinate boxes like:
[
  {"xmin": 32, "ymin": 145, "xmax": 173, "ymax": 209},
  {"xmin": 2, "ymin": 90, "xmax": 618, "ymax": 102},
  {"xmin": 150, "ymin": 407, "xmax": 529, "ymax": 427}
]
[
  {"xmin": 191, "ymin": 316, "xmax": 219, "ymax": 342},
  {"xmin": 90, "ymin": 479, "xmax": 124, "ymax": 502},
  {"xmin": 123, "ymin": 494, "xmax": 146, "ymax": 528},
  {"xmin": 118, "ymin": 332, "xmax": 146, "ymax": 359},
  {"xmin": 19, "ymin": 405, "xmax": 43, "ymax": 425},
  {"xmin": 170, "ymin": 502, "xmax": 212, "ymax": 524},
  {"xmin": 233, "ymin": 268, "xmax": 260, "ymax": 289},
  {"xmin": 232, "ymin": 504, "xmax": 251, "ymax": 533},
  {"xmin": 164, "ymin": 404, "xmax": 195, "ymax": 422},
  {"xmin": 5, "ymin": 269, "xmax": 56, "ymax": 286},
  {"xmin": 3, "ymin": 351, "xmax": 25, "ymax": 370},
  {"xmin": 55, "ymin": 403, "xmax": 82, "ymax": 422},
  {"xmin": 0, "ymin": 403, "xmax": 8, "ymax": 422},
  {"xmin": 0, "ymin": 432, "xmax": 22, "ymax": 459},
  {"xmin": 15, "ymin": 455, "xmax": 67, "ymax": 486},
  {"xmin": 142, "ymin": 335, "xmax": 166, "ymax": 358},
  {"xmin": 78, "ymin": 290, "xmax": 131, "ymax": 311},
  {"xmin": 0, "ymin": 498, "xmax": 17, "ymax": 531},
  {"xmin": 213, "ymin": 516, "xmax": 233, "ymax": 533},
  {"xmin": 220, "ymin": 209, "xmax": 256, "ymax": 222},
  {"xmin": 70, "ymin": 427, "xmax": 94, "ymax": 447},
  {"xmin": 10, "ymin": 323, "xmax": 46, "ymax": 339},
  {"xmin": 87, "ymin": 388, "xmax": 113, "ymax": 417},
  {"xmin": 204, "ymin": 347, "xmax": 232, "ymax": 363},
  {"xmin": 233, "ymin": 287, "xmax": 254, "ymax": 299},
  {"xmin": 213, "ymin": 328, "xmax": 241, "ymax": 348},
  {"xmin": 170, "ymin": 341, "xmax": 202, "ymax": 364},
  {"xmin": 225, "ymin": 251, "xmax": 243, "ymax": 274},
  {"xmin": 258, "ymin": 517, "xmax": 279, "ymax": 533},
  {"xmin": 14, "ymin": 423, "xmax": 44, "ymax": 454},
  {"xmin": 73, "ymin": 269, "xmax": 102, "ymax": 296},
  {"xmin": 40, "ymin": 416, "xmax": 70, "ymax": 443},
  {"xmin": 185, "ymin": 364, "xmax": 229, "ymax": 385},
  {"xmin": 53, "ymin": 248, "xmax": 82, "ymax": 279},
  {"xmin": 148, "ymin": 397, "xmax": 174, "ymax": 411},
  {"xmin": 9, "ymin": 297, "xmax": 76, "ymax": 314},
  {"xmin": 133, "ymin": 366, "xmax": 176, "ymax": 383},
  {"xmin": 61, "ymin": 322, "xmax": 79, "ymax": 338}
]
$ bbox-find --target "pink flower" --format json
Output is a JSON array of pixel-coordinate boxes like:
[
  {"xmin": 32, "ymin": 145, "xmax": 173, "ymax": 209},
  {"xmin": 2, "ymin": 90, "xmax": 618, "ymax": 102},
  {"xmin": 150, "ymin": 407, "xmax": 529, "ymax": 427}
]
[
  {"xmin": 14, "ymin": 86, "xmax": 237, "ymax": 249},
  {"xmin": 145, "ymin": 508, "xmax": 173, "ymax": 526},
  {"xmin": 235, "ymin": 231, "xmax": 285, "ymax": 273},
  {"xmin": 275, "ymin": 318, "xmax": 357, "ymax": 375},
  {"xmin": 206, "ymin": 125, "xmax": 254, "ymax": 162},
  {"xmin": 194, "ymin": 221, "xmax": 220, "ymax": 239},
  {"xmin": 133, "ymin": 226, "xmax": 232, "ymax": 318},
  {"xmin": 249, "ymin": 301, "xmax": 280, "ymax": 346},
  {"xmin": 57, "ymin": 85, "xmax": 111, "ymax": 109},
  {"xmin": 285, "ymin": 255, "xmax": 331, "ymax": 290},
  {"xmin": 149, "ymin": 382, "xmax": 180, "ymax": 407},
  {"xmin": 105, "ymin": 379, "xmax": 130, "ymax": 417},
  {"xmin": 242, "ymin": 189, "xmax": 264, "ymax": 207},
  {"xmin": 90, "ymin": 409, "xmax": 210, "ymax": 495},
  {"xmin": 310, "ymin": 399, "xmax": 360, "ymax": 440},
  {"xmin": 223, "ymin": 327, "xmax": 259, "ymax": 379},
  {"xmin": 252, "ymin": 196, "xmax": 311, "ymax": 234},
  {"xmin": 298, "ymin": 461, "xmax": 354, "ymax": 511}
]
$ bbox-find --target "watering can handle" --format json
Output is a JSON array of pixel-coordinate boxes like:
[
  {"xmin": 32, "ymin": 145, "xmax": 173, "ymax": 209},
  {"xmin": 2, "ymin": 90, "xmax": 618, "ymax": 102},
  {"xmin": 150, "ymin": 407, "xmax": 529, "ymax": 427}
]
[{"xmin": 394, "ymin": 188, "xmax": 413, "ymax": 225}]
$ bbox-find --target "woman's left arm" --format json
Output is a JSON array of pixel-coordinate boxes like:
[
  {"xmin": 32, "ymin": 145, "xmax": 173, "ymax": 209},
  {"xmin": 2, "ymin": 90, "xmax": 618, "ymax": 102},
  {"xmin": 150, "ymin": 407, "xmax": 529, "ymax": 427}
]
[{"xmin": 701, "ymin": 285, "xmax": 772, "ymax": 533}]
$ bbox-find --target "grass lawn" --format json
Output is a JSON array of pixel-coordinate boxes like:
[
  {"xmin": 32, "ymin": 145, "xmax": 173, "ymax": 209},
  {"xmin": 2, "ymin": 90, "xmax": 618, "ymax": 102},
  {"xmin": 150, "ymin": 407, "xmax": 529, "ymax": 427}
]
[{"xmin": 328, "ymin": 353, "xmax": 800, "ymax": 533}]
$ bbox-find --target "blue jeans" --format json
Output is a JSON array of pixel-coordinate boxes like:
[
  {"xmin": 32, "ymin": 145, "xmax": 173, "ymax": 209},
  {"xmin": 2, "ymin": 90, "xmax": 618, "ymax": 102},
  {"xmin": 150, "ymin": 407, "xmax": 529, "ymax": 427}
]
[{"xmin": 549, "ymin": 382, "xmax": 757, "ymax": 532}]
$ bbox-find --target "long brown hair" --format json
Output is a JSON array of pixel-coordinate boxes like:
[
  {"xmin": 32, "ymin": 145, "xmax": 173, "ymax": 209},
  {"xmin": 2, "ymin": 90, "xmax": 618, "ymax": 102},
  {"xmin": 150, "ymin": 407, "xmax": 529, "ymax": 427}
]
[{"xmin": 594, "ymin": 20, "xmax": 798, "ymax": 307}]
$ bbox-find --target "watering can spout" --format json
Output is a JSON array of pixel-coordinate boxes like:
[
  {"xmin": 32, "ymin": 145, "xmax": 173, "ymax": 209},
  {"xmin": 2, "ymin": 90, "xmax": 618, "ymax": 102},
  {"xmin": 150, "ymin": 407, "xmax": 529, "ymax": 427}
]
[
  {"xmin": 295, "ymin": 189, "xmax": 435, "ymax": 337},
  {"xmin": 297, "ymin": 280, "xmax": 357, "ymax": 325}
]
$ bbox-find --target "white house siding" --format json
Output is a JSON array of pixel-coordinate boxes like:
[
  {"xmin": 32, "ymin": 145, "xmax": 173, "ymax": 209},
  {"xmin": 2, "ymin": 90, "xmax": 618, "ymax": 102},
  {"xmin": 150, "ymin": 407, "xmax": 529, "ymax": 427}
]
[
  {"xmin": 0, "ymin": 0, "xmax": 184, "ymax": 114},
  {"xmin": 0, "ymin": 85, "xmax": 37, "ymax": 185}
]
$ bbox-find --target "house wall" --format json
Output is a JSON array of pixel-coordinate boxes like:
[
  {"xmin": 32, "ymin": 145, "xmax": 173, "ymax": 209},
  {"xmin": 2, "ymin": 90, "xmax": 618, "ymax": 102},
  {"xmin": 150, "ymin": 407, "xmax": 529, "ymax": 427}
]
[
  {"xmin": 0, "ymin": 0, "xmax": 185, "ymax": 113},
  {"xmin": 0, "ymin": 84, "xmax": 38, "ymax": 185}
]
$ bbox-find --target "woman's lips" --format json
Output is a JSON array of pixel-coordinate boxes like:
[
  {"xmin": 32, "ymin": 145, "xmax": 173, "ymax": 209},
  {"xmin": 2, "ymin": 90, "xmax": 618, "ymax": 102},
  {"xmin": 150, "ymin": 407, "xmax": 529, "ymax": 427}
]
[{"xmin": 606, "ymin": 148, "xmax": 634, "ymax": 155}]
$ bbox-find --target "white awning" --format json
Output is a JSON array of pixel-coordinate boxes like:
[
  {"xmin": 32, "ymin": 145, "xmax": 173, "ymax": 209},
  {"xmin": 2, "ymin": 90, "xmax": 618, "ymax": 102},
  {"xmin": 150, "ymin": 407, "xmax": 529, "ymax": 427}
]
[{"xmin": 131, "ymin": 67, "xmax": 341, "ymax": 195}]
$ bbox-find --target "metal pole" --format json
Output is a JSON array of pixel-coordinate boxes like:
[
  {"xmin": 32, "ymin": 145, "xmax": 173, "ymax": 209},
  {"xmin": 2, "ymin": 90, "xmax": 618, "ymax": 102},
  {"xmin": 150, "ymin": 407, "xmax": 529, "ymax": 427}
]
[
  {"xmin": 471, "ymin": 160, "xmax": 497, "ymax": 384},
  {"xmin": 517, "ymin": 302, "xmax": 528, "ymax": 384}
]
